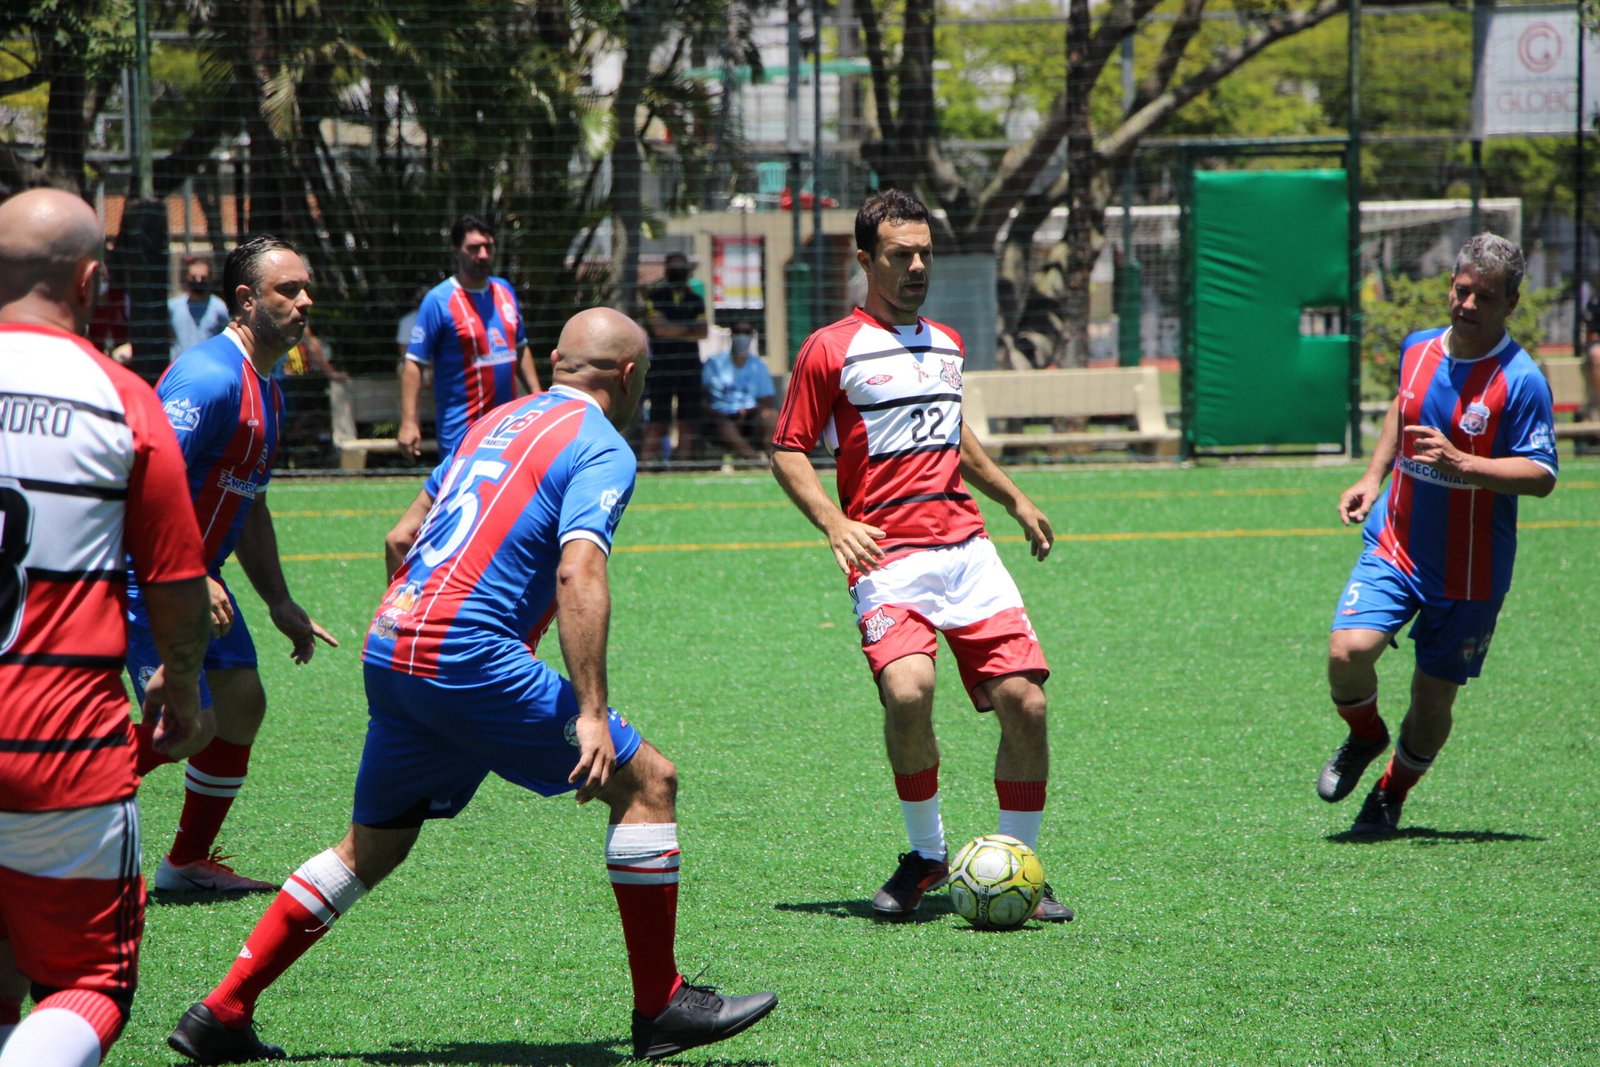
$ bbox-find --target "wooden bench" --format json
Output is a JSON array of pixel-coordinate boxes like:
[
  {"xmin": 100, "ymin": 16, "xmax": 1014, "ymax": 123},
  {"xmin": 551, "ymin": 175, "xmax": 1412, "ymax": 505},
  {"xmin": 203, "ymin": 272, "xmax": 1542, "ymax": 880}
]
[
  {"xmin": 328, "ymin": 377, "xmax": 437, "ymax": 470},
  {"xmin": 1541, "ymin": 357, "xmax": 1600, "ymax": 441},
  {"xmin": 963, "ymin": 366, "xmax": 1179, "ymax": 457}
]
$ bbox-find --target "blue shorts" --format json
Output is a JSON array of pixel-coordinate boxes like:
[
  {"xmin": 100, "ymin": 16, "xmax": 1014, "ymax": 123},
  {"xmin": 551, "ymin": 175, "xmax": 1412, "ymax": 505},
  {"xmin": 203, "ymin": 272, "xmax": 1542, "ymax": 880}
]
[
  {"xmin": 352, "ymin": 660, "xmax": 645, "ymax": 827},
  {"xmin": 126, "ymin": 581, "xmax": 258, "ymax": 708},
  {"xmin": 1331, "ymin": 551, "xmax": 1503, "ymax": 686}
]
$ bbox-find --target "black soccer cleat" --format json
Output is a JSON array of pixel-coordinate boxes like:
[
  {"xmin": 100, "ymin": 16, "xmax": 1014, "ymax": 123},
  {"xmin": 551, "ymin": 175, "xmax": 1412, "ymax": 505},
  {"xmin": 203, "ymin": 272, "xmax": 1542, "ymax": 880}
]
[
  {"xmin": 870, "ymin": 851, "xmax": 949, "ymax": 918},
  {"xmin": 1033, "ymin": 883, "xmax": 1075, "ymax": 923},
  {"xmin": 1351, "ymin": 783, "xmax": 1404, "ymax": 836},
  {"xmin": 631, "ymin": 980, "xmax": 778, "ymax": 1060},
  {"xmin": 1317, "ymin": 727, "xmax": 1391, "ymax": 803},
  {"xmin": 167, "ymin": 1003, "xmax": 286, "ymax": 1064}
]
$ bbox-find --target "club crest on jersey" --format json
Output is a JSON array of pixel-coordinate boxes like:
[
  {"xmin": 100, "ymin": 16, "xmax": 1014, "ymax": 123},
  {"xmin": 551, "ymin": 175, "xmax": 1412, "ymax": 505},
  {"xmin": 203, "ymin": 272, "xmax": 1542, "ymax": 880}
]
[
  {"xmin": 862, "ymin": 608, "xmax": 895, "ymax": 644},
  {"xmin": 939, "ymin": 359, "xmax": 962, "ymax": 391},
  {"xmin": 1458, "ymin": 401, "xmax": 1491, "ymax": 436},
  {"xmin": 163, "ymin": 397, "xmax": 203, "ymax": 432},
  {"xmin": 496, "ymin": 295, "xmax": 519, "ymax": 331}
]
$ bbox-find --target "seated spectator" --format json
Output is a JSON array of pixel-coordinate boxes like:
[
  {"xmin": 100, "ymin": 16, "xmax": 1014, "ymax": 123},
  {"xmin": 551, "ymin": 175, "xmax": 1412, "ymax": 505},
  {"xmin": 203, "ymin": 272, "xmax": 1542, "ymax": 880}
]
[{"xmin": 701, "ymin": 321, "xmax": 776, "ymax": 466}]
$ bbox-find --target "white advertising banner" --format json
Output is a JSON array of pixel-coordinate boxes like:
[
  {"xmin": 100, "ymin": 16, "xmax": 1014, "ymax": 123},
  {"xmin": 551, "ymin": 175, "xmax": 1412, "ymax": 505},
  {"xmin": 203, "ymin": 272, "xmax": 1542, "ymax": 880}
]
[{"xmin": 1474, "ymin": 7, "xmax": 1600, "ymax": 137}]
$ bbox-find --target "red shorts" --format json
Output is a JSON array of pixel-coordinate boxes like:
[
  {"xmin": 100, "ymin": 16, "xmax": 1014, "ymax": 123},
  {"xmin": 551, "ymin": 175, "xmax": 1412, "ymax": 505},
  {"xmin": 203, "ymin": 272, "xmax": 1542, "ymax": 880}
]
[
  {"xmin": 850, "ymin": 537, "xmax": 1049, "ymax": 709},
  {"xmin": 0, "ymin": 799, "xmax": 143, "ymax": 997}
]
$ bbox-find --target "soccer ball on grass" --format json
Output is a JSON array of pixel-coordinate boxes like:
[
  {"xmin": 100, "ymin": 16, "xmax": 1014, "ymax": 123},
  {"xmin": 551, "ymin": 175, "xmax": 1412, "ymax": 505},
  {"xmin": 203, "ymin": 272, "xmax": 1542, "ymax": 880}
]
[{"xmin": 946, "ymin": 834, "xmax": 1045, "ymax": 930}]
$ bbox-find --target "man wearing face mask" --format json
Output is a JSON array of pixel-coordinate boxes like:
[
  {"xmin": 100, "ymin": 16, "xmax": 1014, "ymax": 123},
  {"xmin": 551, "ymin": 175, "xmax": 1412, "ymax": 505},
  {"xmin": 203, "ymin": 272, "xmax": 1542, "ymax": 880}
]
[
  {"xmin": 639, "ymin": 252, "xmax": 707, "ymax": 466},
  {"xmin": 701, "ymin": 320, "xmax": 775, "ymax": 466},
  {"xmin": 168, "ymin": 254, "xmax": 229, "ymax": 363}
]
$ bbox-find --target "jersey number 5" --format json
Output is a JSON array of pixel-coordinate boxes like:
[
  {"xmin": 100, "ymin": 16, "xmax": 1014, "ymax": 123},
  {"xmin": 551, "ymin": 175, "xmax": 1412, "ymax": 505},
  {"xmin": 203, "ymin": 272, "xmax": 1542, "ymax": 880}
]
[{"xmin": 0, "ymin": 481, "xmax": 34, "ymax": 655}]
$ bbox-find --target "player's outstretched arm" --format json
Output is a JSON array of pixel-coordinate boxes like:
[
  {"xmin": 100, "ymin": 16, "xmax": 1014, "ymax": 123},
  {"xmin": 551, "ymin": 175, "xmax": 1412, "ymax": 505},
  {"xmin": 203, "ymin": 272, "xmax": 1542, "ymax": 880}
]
[
  {"xmin": 555, "ymin": 538, "xmax": 617, "ymax": 803},
  {"xmin": 235, "ymin": 496, "xmax": 339, "ymax": 663},
  {"xmin": 957, "ymin": 423, "xmax": 1053, "ymax": 561},
  {"xmin": 771, "ymin": 449, "xmax": 887, "ymax": 574}
]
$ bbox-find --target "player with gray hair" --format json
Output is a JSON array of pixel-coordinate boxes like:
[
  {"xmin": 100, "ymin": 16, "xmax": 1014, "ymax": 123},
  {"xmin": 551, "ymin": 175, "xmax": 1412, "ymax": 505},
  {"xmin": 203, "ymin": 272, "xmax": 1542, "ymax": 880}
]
[{"xmin": 1316, "ymin": 232, "xmax": 1557, "ymax": 835}]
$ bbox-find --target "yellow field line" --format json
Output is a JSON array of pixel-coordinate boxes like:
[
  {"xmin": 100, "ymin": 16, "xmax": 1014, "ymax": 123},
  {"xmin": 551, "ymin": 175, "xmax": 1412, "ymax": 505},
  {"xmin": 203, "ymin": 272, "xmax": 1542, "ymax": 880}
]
[{"xmin": 279, "ymin": 517, "xmax": 1600, "ymax": 563}]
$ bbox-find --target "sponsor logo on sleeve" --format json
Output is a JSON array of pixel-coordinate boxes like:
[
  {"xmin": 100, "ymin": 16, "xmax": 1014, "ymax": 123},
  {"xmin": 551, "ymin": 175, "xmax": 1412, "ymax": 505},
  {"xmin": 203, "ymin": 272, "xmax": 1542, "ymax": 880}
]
[
  {"xmin": 163, "ymin": 397, "xmax": 203, "ymax": 433},
  {"xmin": 409, "ymin": 325, "xmax": 425, "ymax": 346},
  {"xmin": 1529, "ymin": 422, "xmax": 1555, "ymax": 452}
]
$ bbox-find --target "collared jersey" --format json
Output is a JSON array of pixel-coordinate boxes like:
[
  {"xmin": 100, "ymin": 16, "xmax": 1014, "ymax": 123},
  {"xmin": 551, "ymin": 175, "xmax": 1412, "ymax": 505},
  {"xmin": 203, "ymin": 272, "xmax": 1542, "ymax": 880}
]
[
  {"xmin": 154, "ymin": 330, "xmax": 283, "ymax": 572},
  {"xmin": 363, "ymin": 385, "xmax": 636, "ymax": 682},
  {"xmin": 773, "ymin": 308, "xmax": 986, "ymax": 577},
  {"xmin": 0, "ymin": 324, "xmax": 205, "ymax": 811},
  {"xmin": 1364, "ymin": 327, "xmax": 1558, "ymax": 601},
  {"xmin": 406, "ymin": 276, "xmax": 529, "ymax": 457}
]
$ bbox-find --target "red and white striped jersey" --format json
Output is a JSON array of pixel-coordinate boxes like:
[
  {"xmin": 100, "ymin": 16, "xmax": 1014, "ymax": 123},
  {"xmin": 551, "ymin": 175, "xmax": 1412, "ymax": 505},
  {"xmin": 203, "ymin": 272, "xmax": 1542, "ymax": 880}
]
[
  {"xmin": 774, "ymin": 308, "xmax": 986, "ymax": 576},
  {"xmin": 0, "ymin": 324, "xmax": 206, "ymax": 811}
]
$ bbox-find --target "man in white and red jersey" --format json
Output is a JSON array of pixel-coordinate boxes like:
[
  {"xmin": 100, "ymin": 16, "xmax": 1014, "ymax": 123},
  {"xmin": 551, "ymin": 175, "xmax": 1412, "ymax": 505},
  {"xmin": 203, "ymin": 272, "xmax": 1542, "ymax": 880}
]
[
  {"xmin": 165, "ymin": 308, "xmax": 776, "ymax": 1065},
  {"xmin": 126, "ymin": 236, "xmax": 339, "ymax": 894},
  {"xmin": 0, "ymin": 188, "xmax": 211, "ymax": 1067},
  {"xmin": 1318, "ymin": 233, "xmax": 1558, "ymax": 835},
  {"xmin": 397, "ymin": 214, "xmax": 541, "ymax": 461},
  {"xmin": 771, "ymin": 189, "xmax": 1072, "ymax": 922}
]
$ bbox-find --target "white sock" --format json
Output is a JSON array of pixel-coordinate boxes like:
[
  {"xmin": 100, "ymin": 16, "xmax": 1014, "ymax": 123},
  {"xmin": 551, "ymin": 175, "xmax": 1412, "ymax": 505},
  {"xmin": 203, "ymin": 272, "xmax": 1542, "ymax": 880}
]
[
  {"xmin": 0, "ymin": 1008, "xmax": 101, "ymax": 1067},
  {"xmin": 900, "ymin": 797, "xmax": 945, "ymax": 860},
  {"xmin": 997, "ymin": 810, "xmax": 1044, "ymax": 851}
]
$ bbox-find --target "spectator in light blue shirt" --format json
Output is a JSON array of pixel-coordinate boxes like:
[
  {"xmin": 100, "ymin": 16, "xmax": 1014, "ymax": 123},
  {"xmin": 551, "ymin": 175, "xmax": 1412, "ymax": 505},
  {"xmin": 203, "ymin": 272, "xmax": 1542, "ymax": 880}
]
[
  {"xmin": 167, "ymin": 253, "xmax": 230, "ymax": 362},
  {"xmin": 701, "ymin": 320, "xmax": 776, "ymax": 466}
]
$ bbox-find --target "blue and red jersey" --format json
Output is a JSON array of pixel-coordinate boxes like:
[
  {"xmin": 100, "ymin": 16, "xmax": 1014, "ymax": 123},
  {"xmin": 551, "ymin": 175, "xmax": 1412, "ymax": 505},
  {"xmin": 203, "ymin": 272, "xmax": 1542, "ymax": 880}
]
[
  {"xmin": 406, "ymin": 276, "xmax": 529, "ymax": 458},
  {"xmin": 363, "ymin": 385, "xmax": 636, "ymax": 681},
  {"xmin": 1364, "ymin": 327, "xmax": 1558, "ymax": 601},
  {"xmin": 152, "ymin": 330, "xmax": 283, "ymax": 572}
]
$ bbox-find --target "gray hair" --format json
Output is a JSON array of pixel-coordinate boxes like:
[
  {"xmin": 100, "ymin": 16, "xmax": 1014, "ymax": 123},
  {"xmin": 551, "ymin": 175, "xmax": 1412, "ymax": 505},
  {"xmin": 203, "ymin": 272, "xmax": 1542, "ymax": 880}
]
[{"xmin": 1455, "ymin": 233, "xmax": 1525, "ymax": 297}]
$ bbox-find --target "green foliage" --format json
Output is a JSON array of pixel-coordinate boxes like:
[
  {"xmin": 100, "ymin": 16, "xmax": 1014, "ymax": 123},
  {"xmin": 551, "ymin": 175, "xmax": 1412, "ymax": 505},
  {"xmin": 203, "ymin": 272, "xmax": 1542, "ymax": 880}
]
[
  {"xmin": 936, "ymin": 0, "xmax": 1067, "ymax": 142},
  {"xmin": 1363, "ymin": 270, "xmax": 1561, "ymax": 399}
]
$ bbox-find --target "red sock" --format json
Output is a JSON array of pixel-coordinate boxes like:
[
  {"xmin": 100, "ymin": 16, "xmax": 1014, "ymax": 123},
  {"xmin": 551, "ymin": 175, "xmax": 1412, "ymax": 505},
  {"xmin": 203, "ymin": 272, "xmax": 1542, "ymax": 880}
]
[
  {"xmin": 1376, "ymin": 741, "xmax": 1433, "ymax": 803},
  {"xmin": 1334, "ymin": 694, "xmax": 1385, "ymax": 744},
  {"xmin": 133, "ymin": 717, "xmax": 179, "ymax": 776},
  {"xmin": 893, "ymin": 766, "xmax": 939, "ymax": 802},
  {"xmin": 607, "ymin": 823, "xmax": 682, "ymax": 1018},
  {"xmin": 170, "ymin": 738, "xmax": 252, "ymax": 866},
  {"xmin": 35, "ymin": 988, "xmax": 124, "ymax": 1055}
]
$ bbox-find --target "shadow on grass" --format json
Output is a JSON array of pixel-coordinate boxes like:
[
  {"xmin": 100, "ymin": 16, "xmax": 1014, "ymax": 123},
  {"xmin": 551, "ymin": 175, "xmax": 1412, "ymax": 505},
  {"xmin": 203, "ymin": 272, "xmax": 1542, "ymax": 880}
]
[
  {"xmin": 288, "ymin": 1039, "xmax": 774, "ymax": 1066},
  {"xmin": 150, "ymin": 890, "xmax": 279, "ymax": 908},
  {"xmin": 1325, "ymin": 826, "xmax": 1544, "ymax": 844},
  {"xmin": 773, "ymin": 898, "xmax": 950, "ymax": 923}
]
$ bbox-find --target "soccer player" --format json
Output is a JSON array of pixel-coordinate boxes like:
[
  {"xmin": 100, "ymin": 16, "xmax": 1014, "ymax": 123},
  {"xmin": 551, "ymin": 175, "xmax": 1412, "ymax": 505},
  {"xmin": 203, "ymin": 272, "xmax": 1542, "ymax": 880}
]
[
  {"xmin": 770, "ymin": 189, "xmax": 1073, "ymax": 922},
  {"xmin": 165, "ymin": 307, "xmax": 778, "ymax": 1064},
  {"xmin": 397, "ymin": 215, "xmax": 540, "ymax": 461},
  {"xmin": 1317, "ymin": 233, "xmax": 1558, "ymax": 834},
  {"xmin": 0, "ymin": 188, "xmax": 211, "ymax": 1067},
  {"xmin": 128, "ymin": 235, "xmax": 339, "ymax": 893}
]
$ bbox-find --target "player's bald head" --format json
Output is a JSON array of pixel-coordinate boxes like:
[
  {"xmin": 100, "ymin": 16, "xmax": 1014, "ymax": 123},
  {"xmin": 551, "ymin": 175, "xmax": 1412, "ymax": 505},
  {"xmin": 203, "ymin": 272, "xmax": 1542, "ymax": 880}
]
[
  {"xmin": 0, "ymin": 188, "xmax": 105, "ymax": 309},
  {"xmin": 552, "ymin": 307, "xmax": 649, "ymax": 379},
  {"xmin": 550, "ymin": 307, "xmax": 651, "ymax": 431}
]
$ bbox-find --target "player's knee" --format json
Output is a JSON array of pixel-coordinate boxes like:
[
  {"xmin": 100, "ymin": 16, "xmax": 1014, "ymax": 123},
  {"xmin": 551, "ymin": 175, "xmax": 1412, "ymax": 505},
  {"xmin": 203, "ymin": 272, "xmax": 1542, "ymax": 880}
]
[{"xmin": 1327, "ymin": 630, "xmax": 1383, "ymax": 676}]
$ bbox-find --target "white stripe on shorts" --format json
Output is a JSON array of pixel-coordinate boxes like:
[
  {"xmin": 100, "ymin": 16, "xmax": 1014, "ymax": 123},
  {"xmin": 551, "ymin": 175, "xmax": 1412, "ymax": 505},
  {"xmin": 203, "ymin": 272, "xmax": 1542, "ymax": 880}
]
[
  {"xmin": 850, "ymin": 536, "xmax": 1026, "ymax": 631},
  {"xmin": 0, "ymin": 799, "xmax": 140, "ymax": 880}
]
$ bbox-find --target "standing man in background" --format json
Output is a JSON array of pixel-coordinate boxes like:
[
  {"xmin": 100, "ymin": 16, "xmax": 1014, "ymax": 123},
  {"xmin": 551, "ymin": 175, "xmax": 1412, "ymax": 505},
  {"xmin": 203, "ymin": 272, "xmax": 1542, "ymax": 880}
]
[
  {"xmin": 0, "ymin": 187, "xmax": 211, "ymax": 1067},
  {"xmin": 640, "ymin": 252, "xmax": 707, "ymax": 466},
  {"xmin": 168, "ymin": 254, "xmax": 229, "ymax": 362},
  {"xmin": 771, "ymin": 189, "xmax": 1073, "ymax": 923},
  {"xmin": 1317, "ymin": 233, "xmax": 1558, "ymax": 835},
  {"xmin": 128, "ymin": 235, "xmax": 340, "ymax": 894},
  {"xmin": 398, "ymin": 216, "xmax": 540, "ymax": 461}
]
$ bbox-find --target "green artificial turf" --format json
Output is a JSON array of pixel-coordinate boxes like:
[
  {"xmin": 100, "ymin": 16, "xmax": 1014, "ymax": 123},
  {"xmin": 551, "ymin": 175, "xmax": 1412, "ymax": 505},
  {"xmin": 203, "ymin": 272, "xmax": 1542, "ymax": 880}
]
[{"xmin": 121, "ymin": 455, "xmax": 1600, "ymax": 1065}]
